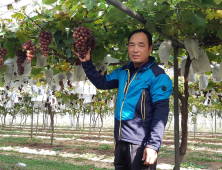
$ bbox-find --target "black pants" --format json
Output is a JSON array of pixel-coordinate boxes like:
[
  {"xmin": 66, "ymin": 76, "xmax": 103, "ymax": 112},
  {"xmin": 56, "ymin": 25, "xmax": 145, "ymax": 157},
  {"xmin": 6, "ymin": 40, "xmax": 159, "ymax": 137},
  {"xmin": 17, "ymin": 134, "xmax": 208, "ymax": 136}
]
[{"xmin": 114, "ymin": 141, "xmax": 157, "ymax": 170}]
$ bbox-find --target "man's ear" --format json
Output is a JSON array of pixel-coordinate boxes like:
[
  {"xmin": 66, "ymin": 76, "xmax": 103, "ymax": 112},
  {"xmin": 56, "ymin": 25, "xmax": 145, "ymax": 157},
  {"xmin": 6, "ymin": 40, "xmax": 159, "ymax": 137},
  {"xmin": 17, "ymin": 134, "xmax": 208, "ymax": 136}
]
[{"xmin": 149, "ymin": 45, "xmax": 153, "ymax": 53}]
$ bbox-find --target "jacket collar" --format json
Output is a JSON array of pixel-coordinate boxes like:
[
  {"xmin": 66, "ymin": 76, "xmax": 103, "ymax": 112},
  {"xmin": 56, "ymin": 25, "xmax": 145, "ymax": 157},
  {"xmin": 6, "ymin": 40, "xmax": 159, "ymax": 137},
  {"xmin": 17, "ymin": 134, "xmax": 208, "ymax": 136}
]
[{"xmin": 127, "ymin": 56, "xmax": 155, "ymax": 70}]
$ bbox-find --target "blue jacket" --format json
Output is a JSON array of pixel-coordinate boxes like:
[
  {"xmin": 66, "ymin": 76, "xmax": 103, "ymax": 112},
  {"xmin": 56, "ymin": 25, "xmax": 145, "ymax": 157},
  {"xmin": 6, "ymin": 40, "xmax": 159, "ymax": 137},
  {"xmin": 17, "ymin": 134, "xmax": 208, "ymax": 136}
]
[{"xmin": 82, "ymin": 56, "xmax": 172, "ymax": 152}]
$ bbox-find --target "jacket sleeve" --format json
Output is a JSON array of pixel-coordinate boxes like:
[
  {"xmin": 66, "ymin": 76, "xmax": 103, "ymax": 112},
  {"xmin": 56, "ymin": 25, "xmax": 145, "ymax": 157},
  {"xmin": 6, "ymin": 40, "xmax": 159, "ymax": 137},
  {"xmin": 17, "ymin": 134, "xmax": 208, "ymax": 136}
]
[
  {"xmin": 145, "ymin": 73, "xmax": 172, "ymax": 152},
  {"xmin": 81, "ymin": 60, "xmax": 120, "ymax": 90}
]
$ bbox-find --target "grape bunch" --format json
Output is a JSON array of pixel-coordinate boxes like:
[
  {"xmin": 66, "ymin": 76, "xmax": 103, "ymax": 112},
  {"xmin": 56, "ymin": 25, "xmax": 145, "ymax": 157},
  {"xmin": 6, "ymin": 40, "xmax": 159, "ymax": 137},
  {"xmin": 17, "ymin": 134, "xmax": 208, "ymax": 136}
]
[
  {"xmin": 67, "ymin": 80, "xmax": 72, "ymax": 88},
  {"xmin": 74, "ymin": 58, "xmax": 81, "ymax": 65},
  {"xmin": 73, "ymin": 26, "xmax": 95, "ymax": 59},
  {"xmin": 39, "ymin": 30, "xmax": 52, "ymax": 57},
  {"xmin": 22, "ymin": 40, "xmax": 37, "ymax": 64},
  {"xmin": 0, "ymin": 47, "xmax": 8, "ymax": 68},
  {"xmin": 59, "ymin": 81, "xmax": 64, "ymax": 91},
  {"xmin": 16, "ymin": 49, "xmax": 27, "ymax": 75}
]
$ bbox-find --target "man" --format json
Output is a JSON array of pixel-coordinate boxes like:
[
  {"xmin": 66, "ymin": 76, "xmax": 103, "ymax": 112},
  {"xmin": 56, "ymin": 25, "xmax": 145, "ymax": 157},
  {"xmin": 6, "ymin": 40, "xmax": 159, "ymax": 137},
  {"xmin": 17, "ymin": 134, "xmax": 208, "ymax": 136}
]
[{"xmin": 74, "ymin": 29, "xmax": 172, "ymax": 170}]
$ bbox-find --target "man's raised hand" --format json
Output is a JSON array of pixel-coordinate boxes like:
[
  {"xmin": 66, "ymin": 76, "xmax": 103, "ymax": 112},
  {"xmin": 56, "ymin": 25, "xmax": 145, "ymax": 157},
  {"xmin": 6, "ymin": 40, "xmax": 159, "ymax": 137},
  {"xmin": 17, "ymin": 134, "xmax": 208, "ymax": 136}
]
[{"xmin": 72, "ymin": 49, "xmax": 91, "ymax": 62}]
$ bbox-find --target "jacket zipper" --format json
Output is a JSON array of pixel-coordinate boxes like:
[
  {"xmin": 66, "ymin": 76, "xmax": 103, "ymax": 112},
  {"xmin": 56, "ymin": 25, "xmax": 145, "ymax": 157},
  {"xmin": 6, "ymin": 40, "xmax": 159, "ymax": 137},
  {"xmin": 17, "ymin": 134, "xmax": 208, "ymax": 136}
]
[
  {"xmin": 119, "ymin": 69, "xmax": 139, "ymax": 140},
  {"xmin": 141, "ymin": 90, "xmax": 146, "ymax": 126}
]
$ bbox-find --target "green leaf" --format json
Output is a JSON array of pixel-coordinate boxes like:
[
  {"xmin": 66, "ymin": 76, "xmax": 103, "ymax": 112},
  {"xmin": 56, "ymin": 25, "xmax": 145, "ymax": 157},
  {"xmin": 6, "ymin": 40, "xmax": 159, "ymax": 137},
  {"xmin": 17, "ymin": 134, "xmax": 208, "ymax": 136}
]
[
  {"xmin": 31, "ymin": 67, "xmax": 42, "ymax": 76},
  {"xmin": 191, "ymin": 0, "xmax": 205, "ymax": 8},
  {"xmin": 65, "ymin": 34, "xmax": 74, "ymax": 44},
  {"xmin": 202, "ymin": 0, "xmax": 216, "ymax": 7},
  {"xmin": 58, "ymin": 40, "xmax": 65, "ymax": 51},
  {"xmin": 58, "ymin": 21, "xmax": 66, "ymax": 31},
  {"xmin": 54, "ymin": 31, "xmax": 67, "ymax": 42},
  {"xmin": 66, "ymin": 48, "xmax": 71, "ymax": 58},
  {"xmin": 42, "ymin": 0, "xmax": 57, "ymax": 4},
  {"xmin": 205, "ymin": 71, "xmax": 212, "ymax": 75},
  {"xmin": 134, "ymin": 1, "xmax": 146, "ymax": 10},
  {"xmin": 0, "ymin": 32, "xmax": 6, "ymax": 36},
  {"xmin": 206, "ymin": 51, "xmax": 218, "ymax": 62},
  {"xmin": 11, "ymin": 13, "xmax": 25, "ymax": 20},
  {"xmin": 216, "ymin": 25, "xmax": 222, "ymax": 40},
  {"xmin": 82, "ymin": 0, "xmax": 96, "ymax": 11},
  {"xmin": 190, "ymin": 11, "xmax": 206, "ymax": 26},
  {"xmin": 176, "ymin": 1, "xmax": 190, "ymax": 8}
]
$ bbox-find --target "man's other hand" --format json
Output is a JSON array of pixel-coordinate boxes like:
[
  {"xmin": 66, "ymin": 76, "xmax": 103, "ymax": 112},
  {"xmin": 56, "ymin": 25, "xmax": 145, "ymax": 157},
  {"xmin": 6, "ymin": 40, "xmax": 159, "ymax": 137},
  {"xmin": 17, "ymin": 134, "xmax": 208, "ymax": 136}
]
[
  {"xmin": 72, "ymin": 49, "xmax": 91, "ymax": 62},
  {"xmin": 142, "ymin": 148, "xmax": 157, "ymax": 165}
]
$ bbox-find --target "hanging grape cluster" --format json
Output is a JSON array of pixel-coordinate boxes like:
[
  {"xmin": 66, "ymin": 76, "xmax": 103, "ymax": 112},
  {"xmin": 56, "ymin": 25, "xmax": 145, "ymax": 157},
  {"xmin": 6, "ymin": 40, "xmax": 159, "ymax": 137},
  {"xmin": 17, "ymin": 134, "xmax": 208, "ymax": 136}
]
[
  {"xmin": 67, "ymin": 80, "xmax": 72, "ymax": 88},
  {"xmin": 59, "ymin": 81, "xmax": 64, "ymax": 91},
  {"xmin": 39, "ymin": 30, "xmax": 52, "ymax": 57},
  {"xmin": 74, "ymin": 58, "xmax": 81, "ymax": 66},
  {"xmin": 0, "ymin": 47, "xmax": 8, "ymax": 68},
  {"xmin": 73, "ymin": 26, "xmax": 95, "ymax": 59},
  {"xmin": 16, "ymin": 49, "xmax": 27, "ymax": 75},
  {"xmin": 22, "ymin": 40, "xmax": 37, "ymax": 64}
]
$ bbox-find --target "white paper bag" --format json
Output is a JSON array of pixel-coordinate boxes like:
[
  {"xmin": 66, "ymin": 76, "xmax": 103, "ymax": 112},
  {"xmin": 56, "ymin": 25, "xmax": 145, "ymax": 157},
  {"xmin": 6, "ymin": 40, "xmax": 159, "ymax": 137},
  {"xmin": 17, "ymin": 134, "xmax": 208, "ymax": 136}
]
[
  {"xmin": 75, "ymin": 81, "xmax": 84, "ymax": 94},
  {"xmin": 83, "ymin": 94, "xmax": 93, "ymax": 104},
  {"xmin": 6, "ymin": 100, "xmax": 13, "ymax": 108},
  {"xmin": 204, "ymin": 97, "xmax": 212, "ymax": 106},
  {"xmin": 73, "ymin": 65, "xmax": 85, "ymax": 81},
  {"xmin": 192, "ymin": 105, "xmax": 197, "ymax": 113},
  {"xmin": 45, "ymin": 69, "xmax": 53, "ymax": 86},
  {"xmin": 192, "ymin": 49, "xmax": 211, "ymax": 74},
  {"xmin": 219, "ymin": 60, "xmax": 222, "ymax": 77},
  {"xmin": 89, "ymin": 83, "xmax": 97, "ymax": 95},
  {"xmin": 199, "ymin": 74, "xmax": 208, "ymax": 90},
  {"xmin": 107, "ymin": 99, "xmax": 114, "ymax": 108},
  {"xmin": 189, "ymin": 73, "xmax": 196, "ymax": 83},
  {"xmin": 37, "ymin": 53, "xmax": 47, "ymax": 68},
  {"xmin": 158, "ymin": 40, "xmax": 172, "ymax": 65},
  {"xmin": 184, "ymin": 38, "xmax": 199, "ymax": 60},
  {"xmin": 36, "ymin": 95, "xmax": 43, "ymax": 102},
  {"xmin": 212, "ymin": 65, "xmax": 222, "ymax": 83},
  {"xmin": 4, "ymin": 59, "xmax": 14, "ymax": 74},
  {"xmin": 83, "ymin": 82, "xmax": 90, "ymax": 95}
]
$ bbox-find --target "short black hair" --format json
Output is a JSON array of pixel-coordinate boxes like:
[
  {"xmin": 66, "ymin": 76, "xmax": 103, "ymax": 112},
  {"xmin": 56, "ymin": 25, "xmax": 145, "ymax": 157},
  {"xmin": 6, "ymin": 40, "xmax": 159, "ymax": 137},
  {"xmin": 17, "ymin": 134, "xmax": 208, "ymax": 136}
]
[{"xmin": 128, "ymin": 29, "xmax": 152, "ymax": 47}]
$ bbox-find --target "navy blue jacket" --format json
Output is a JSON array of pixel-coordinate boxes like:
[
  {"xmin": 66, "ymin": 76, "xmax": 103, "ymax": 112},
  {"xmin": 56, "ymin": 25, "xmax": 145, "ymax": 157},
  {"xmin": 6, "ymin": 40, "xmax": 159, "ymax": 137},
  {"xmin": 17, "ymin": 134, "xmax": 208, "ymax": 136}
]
[{"xmin": 82, "ymin": 56, "xmax": 172, "ymax": 152}]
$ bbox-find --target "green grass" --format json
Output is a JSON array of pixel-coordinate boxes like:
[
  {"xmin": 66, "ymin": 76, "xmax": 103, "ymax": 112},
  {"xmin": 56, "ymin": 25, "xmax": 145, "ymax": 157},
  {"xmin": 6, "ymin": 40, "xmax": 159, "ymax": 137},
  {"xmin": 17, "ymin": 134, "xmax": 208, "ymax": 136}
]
[
  {"xmin": 98, "ymin": 144, "xmax": 112, "ymax": 151},
  {"xmin": 0, "ymin": 154, "xmax": 113, "ymax": 170},
  {"xmin": 53, "ymin": 147, "xmax": 63, "ymax": 151},
  {"xmin": 0, "ymin": 137, "xmax": 29, "ymax": 144},
  {"xmin": 158, "ymin": 146, "xmax": 174, "ymax": 157},
  {"xmin": 189, "ymin": 142, "xmax": 222, "ymax": 149},
  {"xmin": 180, "ymin": 161, "xmax": 211, "ymax": 169}
]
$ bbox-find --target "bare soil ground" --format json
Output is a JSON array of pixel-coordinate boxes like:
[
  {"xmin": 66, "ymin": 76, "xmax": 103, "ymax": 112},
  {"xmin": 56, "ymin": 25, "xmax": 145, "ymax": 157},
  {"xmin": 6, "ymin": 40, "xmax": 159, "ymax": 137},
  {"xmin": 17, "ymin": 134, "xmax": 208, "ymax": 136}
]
[{"xmin": 0, "ymin": 128, "xmax": 222, "ymax": 169}]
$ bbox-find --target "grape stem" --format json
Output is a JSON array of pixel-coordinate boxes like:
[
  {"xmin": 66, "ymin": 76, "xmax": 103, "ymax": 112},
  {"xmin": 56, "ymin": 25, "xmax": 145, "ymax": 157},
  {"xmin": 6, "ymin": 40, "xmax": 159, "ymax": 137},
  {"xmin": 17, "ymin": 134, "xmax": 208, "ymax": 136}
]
[
  {"xmin": 22, "ymin": 33, "xmax": 31, "ymax": 38},
  {"xmin": 48, "ymin": 48, "xmax": 71, "ymax": 63},
  {"xmin": 24, "ymin": 13, "xmax": 43, "ymax": 30}
]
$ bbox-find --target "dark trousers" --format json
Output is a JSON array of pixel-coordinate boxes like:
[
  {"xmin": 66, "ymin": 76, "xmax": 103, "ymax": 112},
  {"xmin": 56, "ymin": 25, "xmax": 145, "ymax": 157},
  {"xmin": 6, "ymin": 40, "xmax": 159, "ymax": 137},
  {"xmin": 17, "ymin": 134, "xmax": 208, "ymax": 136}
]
[{"xmin": 114, "ymin": 141, "xmax": 157, "ymax": 170}]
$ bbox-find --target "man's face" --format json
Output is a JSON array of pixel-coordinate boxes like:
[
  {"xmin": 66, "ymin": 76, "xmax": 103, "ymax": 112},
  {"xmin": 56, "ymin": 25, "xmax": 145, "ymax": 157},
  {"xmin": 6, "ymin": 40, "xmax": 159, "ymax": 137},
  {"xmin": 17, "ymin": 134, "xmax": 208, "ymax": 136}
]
[{"xmin": 128, "ymin": 32, "xmax": 153, "ymax": 68}]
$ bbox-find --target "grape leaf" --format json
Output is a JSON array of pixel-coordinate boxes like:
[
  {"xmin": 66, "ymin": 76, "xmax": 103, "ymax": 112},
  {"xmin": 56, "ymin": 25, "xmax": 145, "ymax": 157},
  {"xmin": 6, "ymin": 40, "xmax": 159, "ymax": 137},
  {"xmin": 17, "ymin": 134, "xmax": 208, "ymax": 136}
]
[
  {"xmin": 42, "ymin": 0, "xmax": 57, "ymax": 4},
  {"xmin": 216, "ymin": 25, "xmax": 222, "ymax": 40},
  {"xmin": 65, "ymin": 33, "xmax": 74, "ymax": 44},
  {"xmin": 0, "ymin": 32, "xmax": 5, "ymax": 36},
  {"xmin": 82, "ymin": 0, "xmax": 96, "ymax": 11},
  {"xmin": 65, "ymin": 48, "xmax": 72, "ymax": 58},
  {"xmin": 58, "ymin": 21, "xmax": 66, "ymax": 32},
  {"xmin": 58, "ymin": 40, "xmax": 65, "ymax": 51},
  {"xmin": 191, "ymin": 0, "xmax": 205, "ymax": 8},
  {"xmin": 54, "ymin": 31, "xmax": 67, "ymax": 42},
  {"xmin": 11, "ymin": 13, "xmax": 25, "ymax": 20},
  {"xmin": 190, "ymin": 11, "xmax": 206, "ymax": 26},
  {"xmin": 202, "ymin": 0, "xmax": 216, "ymax": 7},
  {"xmin": 31, "ymin": 67, "xmax": 42, "ymax": 76}
]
